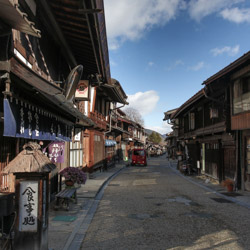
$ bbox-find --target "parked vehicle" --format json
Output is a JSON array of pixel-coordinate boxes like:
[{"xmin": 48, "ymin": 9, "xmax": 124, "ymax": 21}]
[
  {"xmin": 131, "ymin": 149, "xmax": 147, "ymax": 166},
  {"xmin": 180, "ymin": 159, "xmax": 194, "ymax": 175}
]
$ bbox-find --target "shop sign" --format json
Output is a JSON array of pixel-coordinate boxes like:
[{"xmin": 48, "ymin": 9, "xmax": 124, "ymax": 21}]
[
  {"xmin": 75, "ymin": 80, "xmax": 89, "ymax": 100},
  {"xmin": 74, "ymin": 128, "xmax": 81, "ymax": 141},
  {"xmin": 19, "ymin": 181, "xmax": 38, "ymax": 232},
  {"xmin": 3, "ymin": 98, "xmax": 72, "ymax": 141},
  {"xmin": 48, "ymin": 142, "xmax": 65, "ymax": 163}
]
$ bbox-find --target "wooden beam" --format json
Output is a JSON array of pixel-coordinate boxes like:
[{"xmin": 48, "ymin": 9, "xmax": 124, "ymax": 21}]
[
  {"xmin": 55, "ymin": 18, "xmax": 88, "ymax": 31},
  {"xmin": 53, "ymin": 10, "xmax": 87, "ymax": 22},
  {"xmin": 82, "ymin": 1, "xmax": 101, "ymax": 76},
  {"xmin": 40, "ymin": 0, "xmax": 77, "ymax": 68},
  {"xmin": 78, "ymin": 9, "xmax": 103, "ymax": 14}
]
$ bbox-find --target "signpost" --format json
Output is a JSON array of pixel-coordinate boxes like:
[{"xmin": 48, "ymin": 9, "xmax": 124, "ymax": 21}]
[{"xmin": 14, "ymin": 173, "xmax": 49, "ymax": 250}]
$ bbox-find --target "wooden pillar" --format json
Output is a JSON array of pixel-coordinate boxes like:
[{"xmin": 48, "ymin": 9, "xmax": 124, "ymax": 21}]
[{"xmin": 240, "ymin": 131, "xmax": 245, "ymax": 191}]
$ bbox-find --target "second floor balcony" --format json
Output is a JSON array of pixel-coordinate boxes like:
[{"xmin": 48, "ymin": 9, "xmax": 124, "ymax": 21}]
[{"xmin": 90, "ymin": 111, "xmax": 107, "ymax": 131}]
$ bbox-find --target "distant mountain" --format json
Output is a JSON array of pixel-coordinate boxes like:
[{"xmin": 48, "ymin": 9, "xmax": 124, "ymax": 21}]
[{"xmin": 145, "ymin": 129, "xmax": 166, "ymax": 141}]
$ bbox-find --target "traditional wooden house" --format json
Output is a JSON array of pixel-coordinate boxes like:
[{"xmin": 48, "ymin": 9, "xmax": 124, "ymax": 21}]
[
  {"xmin": 203, "ymin": 51, "xmax": 250, "ymax": 191},
  {"xmin": 170, "ymin": 86, "xmax": 233, "ymax": 182},
  {"xmin": 83, "ymin": 77, "xmax": 128, "ymax": 171},
  {"xmin": 115, "ymin": 109, "xmax": 136, "ymax": 160},
  {"xmin": 163, "ymin": 108, "xmax": 178, "ymax": 159},
  {"xmin": 131, "ymin": 122, "xmax": 146, "ymax": 148},
  {"xmin": 168, "ymin": 51, "xmax": 250, "ymax": 191},
  {"xmin": 0, "ymin": 0, "xmax": 114, "ymax": 191}
]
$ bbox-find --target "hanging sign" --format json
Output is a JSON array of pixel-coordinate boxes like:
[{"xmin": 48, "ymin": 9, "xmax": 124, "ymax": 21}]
[
  {"xmin": 48, "ymin": 142, "xmax": 65, "ymax": 163},
  {"xmin": 3, "ymin": 98, "xmax": 72, "ymax": 141},
  {"xmin": 19, "ymin": 181, "xmax": 38, "ymax": 232},
  {"xmin": 75, "ymin": 80, "xmax": 89, "ymax": 100}
]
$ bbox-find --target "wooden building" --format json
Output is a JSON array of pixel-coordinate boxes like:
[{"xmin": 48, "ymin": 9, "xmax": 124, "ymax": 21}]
[
  {"xmin": 203, "ymin": 51, "xmax": 250, "ymax": 191},
  {"xmin": 171, "ymin": 88, "xmax": 234, "ymax": 181},
  {"xmin": 0, "ymin": 0, "xmax": 115, "ymax": 190},
  {"xmin": 83, "ymin": 77, "xmax": 128, "ymax": 171},
  {"xmin": 163, "ymin": 108, "xmax": 178, "ymax": 159},
  {"xmin": 166, "ymin": 51, "xmax": 250, "ymax": 191}
]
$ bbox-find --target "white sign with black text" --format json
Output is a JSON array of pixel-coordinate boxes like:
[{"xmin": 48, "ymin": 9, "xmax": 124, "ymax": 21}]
[{"xmin": 19, "ymin": 181, "xmax": 38, "ymax": 232}]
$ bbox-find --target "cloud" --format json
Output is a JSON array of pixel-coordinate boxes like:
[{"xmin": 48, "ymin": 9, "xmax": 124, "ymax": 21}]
[
  {"xmin": 188, "ymin": 61, "xmax": 204, "ymax": 71},
  {"xmin": 148, "ymin": 61, "xmax": 154, "ymax": 67},
  {"xmin": 166, "ymin": 59, "xmax": 184, "ymax": 71},
  {"xmin": 188, "ymin": 0, "xmax": 244, "ymax": 21},
  {"xmin": 220, "ymin": 7, "xmax": 250, "ymax": 23},
  {"xmin": 211, "ymin": 45, "xmax": 240, "ymax": 56},
  {"xmin": 127, "ymin": 90, "xmax": 160, "ymax": 116},
  {"xmin": 104, "ymin": 0, "xmax": 186, "ymax": 50},
  {"xmin": 147, "ymin": 122, "xmax": 172, "ymax": 135}
]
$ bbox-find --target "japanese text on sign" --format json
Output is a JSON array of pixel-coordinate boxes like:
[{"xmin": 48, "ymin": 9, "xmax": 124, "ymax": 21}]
[{"xmin": 19, "ymin": 181, "xmax": 38, "ymax": 232}]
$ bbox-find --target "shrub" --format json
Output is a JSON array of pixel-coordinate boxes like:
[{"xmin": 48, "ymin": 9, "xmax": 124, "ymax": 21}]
[{"xmin": 59, "ymin": 167, "xmax": 87, "ymax": 184}]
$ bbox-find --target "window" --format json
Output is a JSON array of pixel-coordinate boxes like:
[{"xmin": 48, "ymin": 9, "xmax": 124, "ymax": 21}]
[
  {"xmin": 94, "ymin": 135, "xmax": 101, "ymax": 141},
  {"xmin": 70, "ymin": 141, "xmax": 83, "ymax": 167},
  {"xmin": 189, "ymin": 112, "xmax": 195, "ymax": 130},
  {"xmin": 233, "ymin": 77, "xmax": 250, "ymax": 114},
  {"xmin": 133, "ymin": 150, "xmax": 145, "ymax": 156}
]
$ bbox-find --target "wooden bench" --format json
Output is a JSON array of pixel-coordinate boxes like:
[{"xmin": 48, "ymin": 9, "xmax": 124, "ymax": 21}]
[{"xmin": 54, "ymin": 188, "xmax": 77, "ymax": 211}]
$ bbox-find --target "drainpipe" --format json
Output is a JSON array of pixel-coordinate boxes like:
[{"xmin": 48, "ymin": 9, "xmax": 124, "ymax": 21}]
[
  {"xmin": 104, "ymin": 110, "xmax": 112, "ymax": 135},
  {"xmin": 112, "ymin": 103, "xmax": 126, "ymax": 110},
  {"xmin": 104, "ymin": 103, "xmax": 126, "ymax": 135},
  {"xmin": 202, "ymin": 88, "xmax": 223, "ymax": 104}
]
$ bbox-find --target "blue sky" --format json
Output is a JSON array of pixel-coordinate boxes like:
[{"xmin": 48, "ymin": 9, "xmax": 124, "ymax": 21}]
[{"xmin": 104, "ymin": 0, "xmax": 250, "ymax": 134}]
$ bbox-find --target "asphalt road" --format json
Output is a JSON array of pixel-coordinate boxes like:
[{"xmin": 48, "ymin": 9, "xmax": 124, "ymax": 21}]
[{"xmin": 81, "ymin": 156, "xmax": 250, "ymax": 250}]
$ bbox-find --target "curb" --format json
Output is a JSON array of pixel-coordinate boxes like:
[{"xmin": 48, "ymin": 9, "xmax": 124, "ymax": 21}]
[
  {"xmin": 64, "ymin": 164, "xmax": 127, "ymax": 250},
  {"xmin": 94, "ymin": 165, "xmax": 127, "ymax": 199}
]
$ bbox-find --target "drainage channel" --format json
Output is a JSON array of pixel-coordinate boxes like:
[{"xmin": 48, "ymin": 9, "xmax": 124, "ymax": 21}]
[{"xmin": 66, "ymin": 167, "xmax": 125, "ymax": 250}]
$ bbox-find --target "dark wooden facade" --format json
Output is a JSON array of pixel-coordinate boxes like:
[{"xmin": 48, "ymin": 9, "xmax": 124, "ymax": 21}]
[
  {"xmin": 168, "ymin": 51, "xmax": 250, "ymax": 191},
  {"xmin": 171, "ymin": 88, "xmax": 234, "ymax": 181},
  {"xmin": 0, "ymin": 0, "xmax": 112, "ymax": 189}
]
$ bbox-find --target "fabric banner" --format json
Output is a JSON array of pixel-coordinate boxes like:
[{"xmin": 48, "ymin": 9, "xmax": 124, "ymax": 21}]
[
  {"xmin": 4, "ymin": 98, "xmax": 72, "ymax": 141},
  {"xmin": 47, "ymin": 142, "xmax": 65, "ymax": 163},
  {"xmin": 105, "ymin": 139, "xmax": 117, "ymax": 147}
]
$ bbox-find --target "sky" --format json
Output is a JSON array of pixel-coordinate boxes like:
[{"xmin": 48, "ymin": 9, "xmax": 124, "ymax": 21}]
[{"xmin": 103, "ymin": 0, "xmax": 250, "ymax": 135}]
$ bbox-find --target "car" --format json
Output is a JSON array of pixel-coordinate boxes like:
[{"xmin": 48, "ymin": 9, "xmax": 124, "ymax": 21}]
[{"xmin": 131, "ymin": 149, "xmax": 147, "ymax": 166}]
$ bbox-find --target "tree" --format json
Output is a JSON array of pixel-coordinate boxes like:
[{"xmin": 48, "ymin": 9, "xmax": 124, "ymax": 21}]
[
  {"xmin": 148, "ymin": 131, "xmax": 162, "ymax": 144},
  {"xmin": 123, "ymin": 107, "xmax": 144, "ymax": 126}
]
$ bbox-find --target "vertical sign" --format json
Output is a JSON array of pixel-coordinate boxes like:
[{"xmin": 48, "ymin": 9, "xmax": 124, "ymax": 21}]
[
  {"xmin": 19, "ymin": 181, "xmax": 38, "ymax": 232},
  {"xmin": 48, "ymin": 142, "xmax": 65, "ymax": 163}
]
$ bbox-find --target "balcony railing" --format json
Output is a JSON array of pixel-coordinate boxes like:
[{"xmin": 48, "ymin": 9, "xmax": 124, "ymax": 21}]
[
  {"xmin": 122, "ymin": 132, "xmax": 132, "ymax": 140},
  {"xmin": 90, "ymin": 111, "xmax": 107, "ymax": 130}
]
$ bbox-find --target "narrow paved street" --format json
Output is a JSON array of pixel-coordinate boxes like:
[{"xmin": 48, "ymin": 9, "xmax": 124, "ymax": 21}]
[{"xmin": 81, "ymin": 156, "xmax": 250, "ymax": 250}]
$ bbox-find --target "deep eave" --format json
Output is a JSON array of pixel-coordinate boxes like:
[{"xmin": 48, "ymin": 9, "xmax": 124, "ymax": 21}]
[
  {"xmin": 163, "ymin": 108, "xmax": 179, "ymax": 121},
  {"xmin": 172, "ymin": 89, "xmax": 204, "ymax": 119},
  {"xmin": 203, "ymin": 51, "xmax": 250, "ymax": 86},
  {"xmin": 7, "ymin": 56, "xmax": 94, "ymax": 127},
  {"xmin": 46, "ymin": 0, "xmax": 111, "ymax": 83}
]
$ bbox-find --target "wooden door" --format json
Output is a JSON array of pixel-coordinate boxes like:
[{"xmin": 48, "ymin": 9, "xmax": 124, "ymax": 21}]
[{"xmin": 245, "ymin": 137, "xmax": 250, "ymax": 191}]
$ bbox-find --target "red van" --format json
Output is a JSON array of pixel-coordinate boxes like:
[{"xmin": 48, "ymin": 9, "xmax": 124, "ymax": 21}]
[{"xmin": 131, "ymin": 149, "xmax": 147, "ymax": 166}]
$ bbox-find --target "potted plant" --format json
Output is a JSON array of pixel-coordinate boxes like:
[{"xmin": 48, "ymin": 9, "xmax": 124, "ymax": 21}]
[
  {"xmin": 59, "ymin": 167, "xmax": 87, "ymax": 186},
  {"xmin": 221, "ymin": 179, "xmax": 234, "ymax": 192}
]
